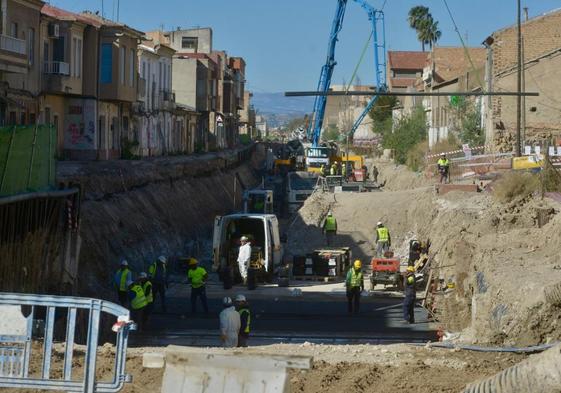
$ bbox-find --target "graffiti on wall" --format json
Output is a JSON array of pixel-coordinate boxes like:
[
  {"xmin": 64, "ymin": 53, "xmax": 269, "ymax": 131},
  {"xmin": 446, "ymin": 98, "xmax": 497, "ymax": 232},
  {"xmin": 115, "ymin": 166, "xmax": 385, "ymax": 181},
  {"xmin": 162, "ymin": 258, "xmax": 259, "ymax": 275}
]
[{"xmin": 64, "ymin": 98, "xmax": 96, "ymax": 150}]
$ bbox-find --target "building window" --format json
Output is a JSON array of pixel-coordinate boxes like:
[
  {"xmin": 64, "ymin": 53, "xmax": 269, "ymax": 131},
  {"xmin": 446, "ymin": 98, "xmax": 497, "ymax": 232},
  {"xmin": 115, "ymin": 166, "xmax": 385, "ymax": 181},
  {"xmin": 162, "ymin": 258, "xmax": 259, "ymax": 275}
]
[
  {"xmin": 8, "ymin": 111, "xmax": 16, "ymax": 125},
  {"xmin": 29, "ymin": 113, "xmax": 36, "ymax": 125},
  {"xmin": 28, "ymin": 28, "xmax": 35, "ymax": 65},
  {"xmin": 181, "ymin": 36, "xmax": 198, "ymax": 51},
  {"xmin": 20, "ymin": 112, "xmax": 26, "ymax": 125},
  {"xmin": 10, "ymin": 22, "xmax": 17, "ymax": 38},
  {"xmin": 119, "ymin": 46, "xmax": 126, "ymax": 85},
  {"xmin": 129, "ymin": 48, "xmax": 134, "ymax": 87},
  {"xmin": 73, "ymin": 38, "xmax": 82, "ymax": 78},
  {"xmin": 167, "ymin": 64, "xmax": 171, "ymax": 90},
  {"xmin": 100, "ymin": 43, "xmax": 113, "ymax": 83}
]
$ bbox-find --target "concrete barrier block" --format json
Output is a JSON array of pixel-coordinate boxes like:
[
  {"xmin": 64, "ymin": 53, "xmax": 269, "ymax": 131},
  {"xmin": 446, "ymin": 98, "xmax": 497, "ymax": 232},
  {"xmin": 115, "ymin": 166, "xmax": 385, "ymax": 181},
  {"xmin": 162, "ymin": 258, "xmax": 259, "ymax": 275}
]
[{"xmin": 142, "ymin": 352, "xmax": 165, "ymax": 369}]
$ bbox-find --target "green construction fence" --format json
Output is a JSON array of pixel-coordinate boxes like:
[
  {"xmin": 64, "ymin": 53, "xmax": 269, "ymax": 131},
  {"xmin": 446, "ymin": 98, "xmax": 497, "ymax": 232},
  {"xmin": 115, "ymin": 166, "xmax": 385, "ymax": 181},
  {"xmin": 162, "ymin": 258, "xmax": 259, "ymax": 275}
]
[{"xmin": 0, "ymin": 125, "xmax": 56, "ymax": 197}]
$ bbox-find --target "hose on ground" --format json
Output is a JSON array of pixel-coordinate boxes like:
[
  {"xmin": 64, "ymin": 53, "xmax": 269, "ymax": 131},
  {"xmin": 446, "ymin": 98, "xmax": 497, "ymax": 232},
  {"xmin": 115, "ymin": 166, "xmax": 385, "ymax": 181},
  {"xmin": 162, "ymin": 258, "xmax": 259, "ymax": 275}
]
[
  {"xmin": 544, "ymin": 281, "xmax": 561, "ymax": 306},
  {"xmin": 413, "ymin": 341, "xmax": 558, "ymax": 354},
  {"xmin": 461, "ymin": 343, "xmax": 561, "ymax": 393}
]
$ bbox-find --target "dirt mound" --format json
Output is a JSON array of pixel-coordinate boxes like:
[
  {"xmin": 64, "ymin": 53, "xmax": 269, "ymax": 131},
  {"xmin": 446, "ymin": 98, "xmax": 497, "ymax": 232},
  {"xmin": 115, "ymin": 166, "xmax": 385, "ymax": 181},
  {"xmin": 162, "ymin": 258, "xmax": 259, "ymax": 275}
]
[
  {"xmin": 288, "ymin": 162, "xmax": 561, "ymax": 345},
  {"xmin": 369, "ymin": 159, "xmax": 431, "ymax": 191}
]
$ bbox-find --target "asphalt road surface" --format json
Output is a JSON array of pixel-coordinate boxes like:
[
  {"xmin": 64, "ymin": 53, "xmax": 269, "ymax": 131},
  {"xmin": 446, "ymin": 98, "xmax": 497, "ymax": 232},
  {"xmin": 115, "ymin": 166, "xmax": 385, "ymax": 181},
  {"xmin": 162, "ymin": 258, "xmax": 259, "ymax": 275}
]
[{"xmin": 131, "ymin": 284, "xmax": 436, "ymax": 347}]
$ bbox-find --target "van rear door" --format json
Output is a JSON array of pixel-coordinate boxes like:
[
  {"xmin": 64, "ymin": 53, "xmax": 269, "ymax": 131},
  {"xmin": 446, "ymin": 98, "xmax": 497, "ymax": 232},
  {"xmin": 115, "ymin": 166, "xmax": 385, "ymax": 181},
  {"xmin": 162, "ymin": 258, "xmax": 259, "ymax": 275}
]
[{"xmin": 212, "ymin": 216, "xmax": 223, "ymax": 271}]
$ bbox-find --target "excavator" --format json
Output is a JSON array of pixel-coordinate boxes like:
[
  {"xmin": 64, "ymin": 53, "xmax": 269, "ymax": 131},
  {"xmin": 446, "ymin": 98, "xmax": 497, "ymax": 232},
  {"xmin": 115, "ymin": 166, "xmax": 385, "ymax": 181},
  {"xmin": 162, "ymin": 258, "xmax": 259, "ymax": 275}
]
[{"xmin": 303, "ymin": 0, "xmax": 387, "ymax": 173}]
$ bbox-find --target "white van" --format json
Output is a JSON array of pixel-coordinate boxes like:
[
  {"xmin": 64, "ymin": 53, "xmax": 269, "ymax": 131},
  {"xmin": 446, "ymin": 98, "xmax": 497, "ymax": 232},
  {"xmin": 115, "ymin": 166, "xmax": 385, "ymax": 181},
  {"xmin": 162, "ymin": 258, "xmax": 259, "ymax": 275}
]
[{"xmin": 212, "ymin": 214, "xmax": 283, "ymax": 278}]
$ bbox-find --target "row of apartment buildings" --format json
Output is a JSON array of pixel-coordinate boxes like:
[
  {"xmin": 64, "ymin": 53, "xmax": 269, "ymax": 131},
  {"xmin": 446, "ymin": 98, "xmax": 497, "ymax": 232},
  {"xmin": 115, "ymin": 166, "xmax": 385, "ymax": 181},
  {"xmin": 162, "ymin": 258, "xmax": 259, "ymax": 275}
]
[
  {"xmin": 388, "ymin": 7, "xmax": 561, "ymax": 151},
  {"xmin": 0, "ymin": 0, "xmax": 256, "ymax": 160}
]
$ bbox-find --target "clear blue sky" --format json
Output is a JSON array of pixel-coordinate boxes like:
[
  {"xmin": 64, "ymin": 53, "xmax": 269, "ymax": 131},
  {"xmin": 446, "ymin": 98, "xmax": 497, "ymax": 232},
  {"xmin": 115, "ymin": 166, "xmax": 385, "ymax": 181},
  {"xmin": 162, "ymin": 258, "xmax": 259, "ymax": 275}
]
[{"xmin": 49, "ymin": 0, "xmax": 561, "ymax": 93}]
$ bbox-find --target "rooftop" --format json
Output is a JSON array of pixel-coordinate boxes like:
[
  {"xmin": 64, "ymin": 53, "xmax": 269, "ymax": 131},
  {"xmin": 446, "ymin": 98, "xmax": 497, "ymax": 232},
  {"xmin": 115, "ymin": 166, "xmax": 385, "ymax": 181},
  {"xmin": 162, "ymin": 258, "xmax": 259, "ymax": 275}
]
[
  {"xmin": 388, "ymin": 51, "xmax": 427, "ymax": 71},
  {"xmin": 428, "ymin": 47, "xmax": 486, "ymax": 83}
]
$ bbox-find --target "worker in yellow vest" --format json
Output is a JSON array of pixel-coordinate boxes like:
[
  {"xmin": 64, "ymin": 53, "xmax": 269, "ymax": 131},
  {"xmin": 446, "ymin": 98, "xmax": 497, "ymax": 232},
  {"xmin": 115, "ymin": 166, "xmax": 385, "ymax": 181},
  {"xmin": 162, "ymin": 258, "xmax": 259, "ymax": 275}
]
[
  {"xmin": 187, "ymin": 258, "xmax": 209, "ymax": 314},
  {"xmin": 375, "ymin": 221, "xmax": 391, "ymax": 257},
  {"xmin": 235, "ymin": 294, "xmax": 251, "ymax": 347},
  {"xmin": 437, "ymin": 153, "xmax": 450, "ymax": 184},
  {"xmin": 322, "ymin": 211, "xmax": 338, "ymax": 246},
  {"xmin": 139, "ymin": 272, "xmax": 153, "ymax": 328},
  {"xmin": 345, "ymin": 260, "xmax": 364, "ymax": 315},
  {"xmin": 128, "ymin": 279, "xmax": 148, "ymax": 331},
  {"xmin": 114, "ymin": 260, "xmax": 132, "ymax": 307}
]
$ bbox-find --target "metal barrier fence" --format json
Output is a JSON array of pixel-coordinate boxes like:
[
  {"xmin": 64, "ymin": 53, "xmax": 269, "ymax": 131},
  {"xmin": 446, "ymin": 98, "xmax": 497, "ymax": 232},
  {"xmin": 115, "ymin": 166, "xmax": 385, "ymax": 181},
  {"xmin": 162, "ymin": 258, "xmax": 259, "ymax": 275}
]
[{"xmin": 0, "ymin": 293, "xmax": 135, "ymax": 392}]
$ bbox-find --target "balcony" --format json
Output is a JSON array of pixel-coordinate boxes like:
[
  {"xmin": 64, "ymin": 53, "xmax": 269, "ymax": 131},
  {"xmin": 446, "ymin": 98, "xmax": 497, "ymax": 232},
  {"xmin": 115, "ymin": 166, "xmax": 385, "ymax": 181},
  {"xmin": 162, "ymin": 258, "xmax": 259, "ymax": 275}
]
[
  {"xmin": 43, "ymin": 61, "xmax": 70, "ymax": 75},
  {"xmin": 0, "ymin": 34, "xmax": 26, "ymax": 55}
]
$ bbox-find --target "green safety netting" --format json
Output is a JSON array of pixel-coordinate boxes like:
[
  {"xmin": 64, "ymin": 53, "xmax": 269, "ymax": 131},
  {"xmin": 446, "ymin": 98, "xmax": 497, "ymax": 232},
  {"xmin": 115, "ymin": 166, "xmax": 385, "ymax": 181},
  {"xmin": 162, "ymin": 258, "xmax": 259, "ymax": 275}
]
[{"xmin": 0, "ymin": 125, "xmax": 56, "ymax": 197}]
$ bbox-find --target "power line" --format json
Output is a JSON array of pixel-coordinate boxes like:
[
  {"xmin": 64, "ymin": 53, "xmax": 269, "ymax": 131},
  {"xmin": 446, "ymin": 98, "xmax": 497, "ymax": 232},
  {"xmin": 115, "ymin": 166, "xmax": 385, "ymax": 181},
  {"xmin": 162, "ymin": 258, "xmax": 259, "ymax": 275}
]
[{"xmin": 442, "ymin": 0, "xmax": 484, "ymax": 89}]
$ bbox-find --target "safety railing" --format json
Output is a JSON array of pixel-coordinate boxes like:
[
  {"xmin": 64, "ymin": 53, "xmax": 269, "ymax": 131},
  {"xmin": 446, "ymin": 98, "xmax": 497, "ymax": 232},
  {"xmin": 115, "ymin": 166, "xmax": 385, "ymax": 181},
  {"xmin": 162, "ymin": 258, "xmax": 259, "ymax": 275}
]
[
  {"xmin": 43, "ymin": 61, "xmax": 70, "ymax": 76},
  {"xmin": 0, "ymin": 34, "xmax": 26, "ymax": 55},
  {"xmin": 0, "ymin": 292, "xmax": 135, "ymax": 393}
]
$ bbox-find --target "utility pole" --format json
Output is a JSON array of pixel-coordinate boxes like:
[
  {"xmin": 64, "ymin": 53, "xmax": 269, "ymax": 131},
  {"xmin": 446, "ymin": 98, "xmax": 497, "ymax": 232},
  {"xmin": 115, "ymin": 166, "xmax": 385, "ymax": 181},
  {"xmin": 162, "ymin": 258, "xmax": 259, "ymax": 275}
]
[{"xmin": 516, "ymin": 0, "xmax": 522, "ymax": 156}]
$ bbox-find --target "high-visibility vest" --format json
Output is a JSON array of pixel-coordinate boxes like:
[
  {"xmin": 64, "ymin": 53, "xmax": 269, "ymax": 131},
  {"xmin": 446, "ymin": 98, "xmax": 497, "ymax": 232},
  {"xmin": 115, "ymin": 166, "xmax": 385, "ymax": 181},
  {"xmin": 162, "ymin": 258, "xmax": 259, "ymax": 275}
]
[
  {"xmin": 324, "ymin": 216, "xmax": 337, "ymax": 232},
  {"xmin": 437, "ymin": 158, "xmax": 449, "ymax": 168},
  {"xmin": 350, "ymin": 269, "xmax": 363, "ymax": 288},
  {"xmin": 188, "ymin": 267, "xmax": 207, "ymax": 289},
  {"xmin": 143, "ymin": 281, "xmax": 153, "ymax": 304},
  {"xmin": 330, "ymin": 165, "xmax": 336, "ymax": 175},
  {"xmin": 117, "ymin": 268, "xmax": 130, "ymax": 291},
  {"xmin": 148, "ymin": 262, "xmax": 166, "ymax": 278},
  {"xmin": 130, "ymin": 284, "xmax": 148, "ymax": 310},
  {"xmin": 377, "ymin": 227, "xmax": 389, "ymax": 242},
  {"xmin": 239, "ymin": 308, "xmax": 251, "ymax": 334}
]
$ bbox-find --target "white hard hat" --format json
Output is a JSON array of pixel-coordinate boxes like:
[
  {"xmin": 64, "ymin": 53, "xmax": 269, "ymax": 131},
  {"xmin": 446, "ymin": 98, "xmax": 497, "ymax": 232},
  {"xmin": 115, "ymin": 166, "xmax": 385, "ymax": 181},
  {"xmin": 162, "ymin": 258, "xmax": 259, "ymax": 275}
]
[
  {"xmin": 235, "ymin": 294, "xmax": 246, "ymax": 302},
  {"xmin": 121, "ymin": 260, "xmax": 128, "ymax": 266},
  {"xmin": 158, "ymin": 255, "xmax": 167, "ymax": 263},
  {"xmin": 223, "ymin": 297, "xmax": 233, "ymax": 306},
  {"xmin": 240, "ymin": 236, "xmax": 249, "ymax": 242},
  {"xmin": 377, "ymin": 221, "xmax": 383, "ymax": 226},
  {"xmin": 139, "ymin": 272, "xmax": 147, "ymax": 279}
]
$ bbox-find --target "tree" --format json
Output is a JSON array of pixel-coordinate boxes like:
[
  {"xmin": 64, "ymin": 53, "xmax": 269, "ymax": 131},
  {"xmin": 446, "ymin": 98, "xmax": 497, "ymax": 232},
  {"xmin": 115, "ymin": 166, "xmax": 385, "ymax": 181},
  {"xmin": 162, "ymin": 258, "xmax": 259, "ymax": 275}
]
[
  {"xmin": 368, "ymin": 95, "xmax": 398, "ymax": 125},
  {"xmin": 408, "ymin": 6, "xmax": 441, "ymax": 51},
  {"xmin": 382, "ymin": 106, "xmax": 427, "ymax": 165},
  {"xmin": 418, "ymin": 17, "xmax": 442, "ymax": 50}
]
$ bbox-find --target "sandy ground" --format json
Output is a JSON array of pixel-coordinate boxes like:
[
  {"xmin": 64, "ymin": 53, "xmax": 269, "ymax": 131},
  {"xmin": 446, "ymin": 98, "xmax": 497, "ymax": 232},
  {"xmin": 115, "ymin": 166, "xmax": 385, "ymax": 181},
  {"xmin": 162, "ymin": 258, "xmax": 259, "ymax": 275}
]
[{"xmin": 2, "ymin": 342, "xmax": 524, "ymax": 393}]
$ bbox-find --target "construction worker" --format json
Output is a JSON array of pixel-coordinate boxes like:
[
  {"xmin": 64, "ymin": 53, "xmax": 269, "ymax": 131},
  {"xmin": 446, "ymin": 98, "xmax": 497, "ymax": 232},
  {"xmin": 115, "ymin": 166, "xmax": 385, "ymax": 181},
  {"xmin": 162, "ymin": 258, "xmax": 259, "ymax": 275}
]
[
  {"xmin": 345, "ymin": 260, "xmax": 364, "ymax": 315},
  {"xmin": 235, "ymin": 294, "xmax": 251, "ymax": 347},
  {"xmin": 139, "ymin": 272, "xmax": 153, "ymax": 328},
  {"xmin": 128, "ymin": 279, "xmax": 148, "ymax": 331},
  {"xmin": 148, "ymin": 255, "xmax": 168, "ymax": 312},
  {"xmin": 237, "ymin": 236, "xmax": 251, "ymax": 284},
  {"xmin": 330, "ymin": 162, "xmax": 337, "ymax": 176},
  {"xmin": 219, "ymin": 297, "xmax": 241, "ymax": 348},
  {"xmin": 403, "ymin": 266, "xmax": 416, "ymax": 324},
  {"xmin": 375, "ymin": 221, "xmax": 391, "ymax": 257},
  {"xmin": 114, "ymin": 260, "xmax": 132, "ymax": 307},
  {"xmin": 437, "ymin": 153, "xmax": 450, "ymax": 184},
  {"xmin": 371, "ymin": 165, "xmax": 379, "ymax": 183},
  {"xmin": 187, "ymin": 258, "xmax": 209, "ymax": 314},
  {"xmin": 320, "ymin": 164, "xmax": 326, "ymax": 177},
  {"xmin": 322, "ymin": 211, "xmax": 337, "ymax": 246},
  {"xmin": 341, "ymin": 162, "xmax": 347, "ymax": 180}
]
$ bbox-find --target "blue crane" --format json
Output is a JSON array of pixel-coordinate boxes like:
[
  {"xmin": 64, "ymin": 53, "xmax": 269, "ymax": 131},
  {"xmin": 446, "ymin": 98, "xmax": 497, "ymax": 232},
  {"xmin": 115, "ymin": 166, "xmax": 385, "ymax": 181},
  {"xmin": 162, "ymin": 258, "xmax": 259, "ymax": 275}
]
[{"xmin": 307, "ymin": 0, "xmax": 386, "ymax": 148}]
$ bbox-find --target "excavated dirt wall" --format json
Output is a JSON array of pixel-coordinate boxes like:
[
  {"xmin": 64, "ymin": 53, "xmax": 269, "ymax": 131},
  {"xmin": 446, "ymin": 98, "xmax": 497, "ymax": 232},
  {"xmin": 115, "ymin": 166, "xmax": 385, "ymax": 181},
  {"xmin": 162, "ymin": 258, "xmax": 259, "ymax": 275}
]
[
  {"xmin": 57, "ymin": 146, "xmax": 263, "ymax": 297},
  {"xmin": 292, "ymin": 161, "xmax": 561, "ymax": 346}
]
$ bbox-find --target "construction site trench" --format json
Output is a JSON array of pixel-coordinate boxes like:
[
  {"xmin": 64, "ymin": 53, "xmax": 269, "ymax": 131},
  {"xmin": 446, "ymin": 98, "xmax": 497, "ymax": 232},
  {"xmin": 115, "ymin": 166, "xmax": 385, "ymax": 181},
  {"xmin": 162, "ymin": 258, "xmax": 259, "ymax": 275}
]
[{"xmin": 47, "ymin": 145, "xmax": 561, "ymax": 393}]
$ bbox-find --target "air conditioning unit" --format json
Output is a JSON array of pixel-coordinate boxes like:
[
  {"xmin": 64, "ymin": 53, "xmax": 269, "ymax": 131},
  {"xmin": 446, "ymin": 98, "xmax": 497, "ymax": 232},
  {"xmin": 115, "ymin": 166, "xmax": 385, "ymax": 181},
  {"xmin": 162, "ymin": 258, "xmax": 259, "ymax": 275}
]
[{"xmin": 48, "ymin": 23, "xmax": 60, "ymax": 38}]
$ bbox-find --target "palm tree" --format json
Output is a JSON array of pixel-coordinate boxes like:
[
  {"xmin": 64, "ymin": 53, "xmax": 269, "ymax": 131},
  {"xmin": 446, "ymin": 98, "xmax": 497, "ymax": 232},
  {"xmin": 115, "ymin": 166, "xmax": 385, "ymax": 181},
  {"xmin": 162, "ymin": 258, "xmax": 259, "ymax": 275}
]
[
  {"xmin": 408, "ymin": 6, "xmax": 441, "ymax": 51},
  {"xmin": 408, "ymin": 6, "xmax": 429, "ymax": 31}
]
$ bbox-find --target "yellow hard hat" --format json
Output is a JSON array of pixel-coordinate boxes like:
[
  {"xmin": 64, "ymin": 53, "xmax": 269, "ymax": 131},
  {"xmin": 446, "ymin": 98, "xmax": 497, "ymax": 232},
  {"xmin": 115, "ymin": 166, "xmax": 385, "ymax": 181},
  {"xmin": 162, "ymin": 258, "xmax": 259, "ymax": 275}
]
[
  {"xmin": 406, "ymin": 266, "xmax": 415, "ymax": 272},
  {"xmin": 188, "ymin": 258, "xmax": 198, "ymax": 266},
  {"xmin": 353, "ymin": 260, "xmax": 362, "ymax": 269}
]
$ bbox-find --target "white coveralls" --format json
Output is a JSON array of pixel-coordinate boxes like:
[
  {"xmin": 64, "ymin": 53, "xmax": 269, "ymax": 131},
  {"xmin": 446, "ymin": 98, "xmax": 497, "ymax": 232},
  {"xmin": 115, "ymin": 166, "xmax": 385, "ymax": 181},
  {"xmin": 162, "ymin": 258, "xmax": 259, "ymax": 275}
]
[
  {"xmin": 219, "ymin": 306, "xmax": 241, "ymax": 347},
  {"xmin": 237, "ymin": 243, "xmax": 252, "ymax": 280}
]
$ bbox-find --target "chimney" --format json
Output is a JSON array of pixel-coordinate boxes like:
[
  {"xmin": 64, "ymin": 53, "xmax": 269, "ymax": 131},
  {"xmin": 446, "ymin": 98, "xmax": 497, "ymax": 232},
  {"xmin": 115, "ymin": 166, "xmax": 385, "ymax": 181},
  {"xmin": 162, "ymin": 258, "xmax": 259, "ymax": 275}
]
[{"xmin": 523, "ymin": 7, "xmax": 529, "ymax": 22}]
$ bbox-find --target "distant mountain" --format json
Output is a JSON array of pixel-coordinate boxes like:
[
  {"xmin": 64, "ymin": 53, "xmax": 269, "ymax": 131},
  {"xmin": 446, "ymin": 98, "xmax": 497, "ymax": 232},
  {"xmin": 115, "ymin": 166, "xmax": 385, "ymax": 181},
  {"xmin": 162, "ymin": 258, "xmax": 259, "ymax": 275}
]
[{"xmin": 252, "ymin": 92, "xmax": 314, "ymax": 116}]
